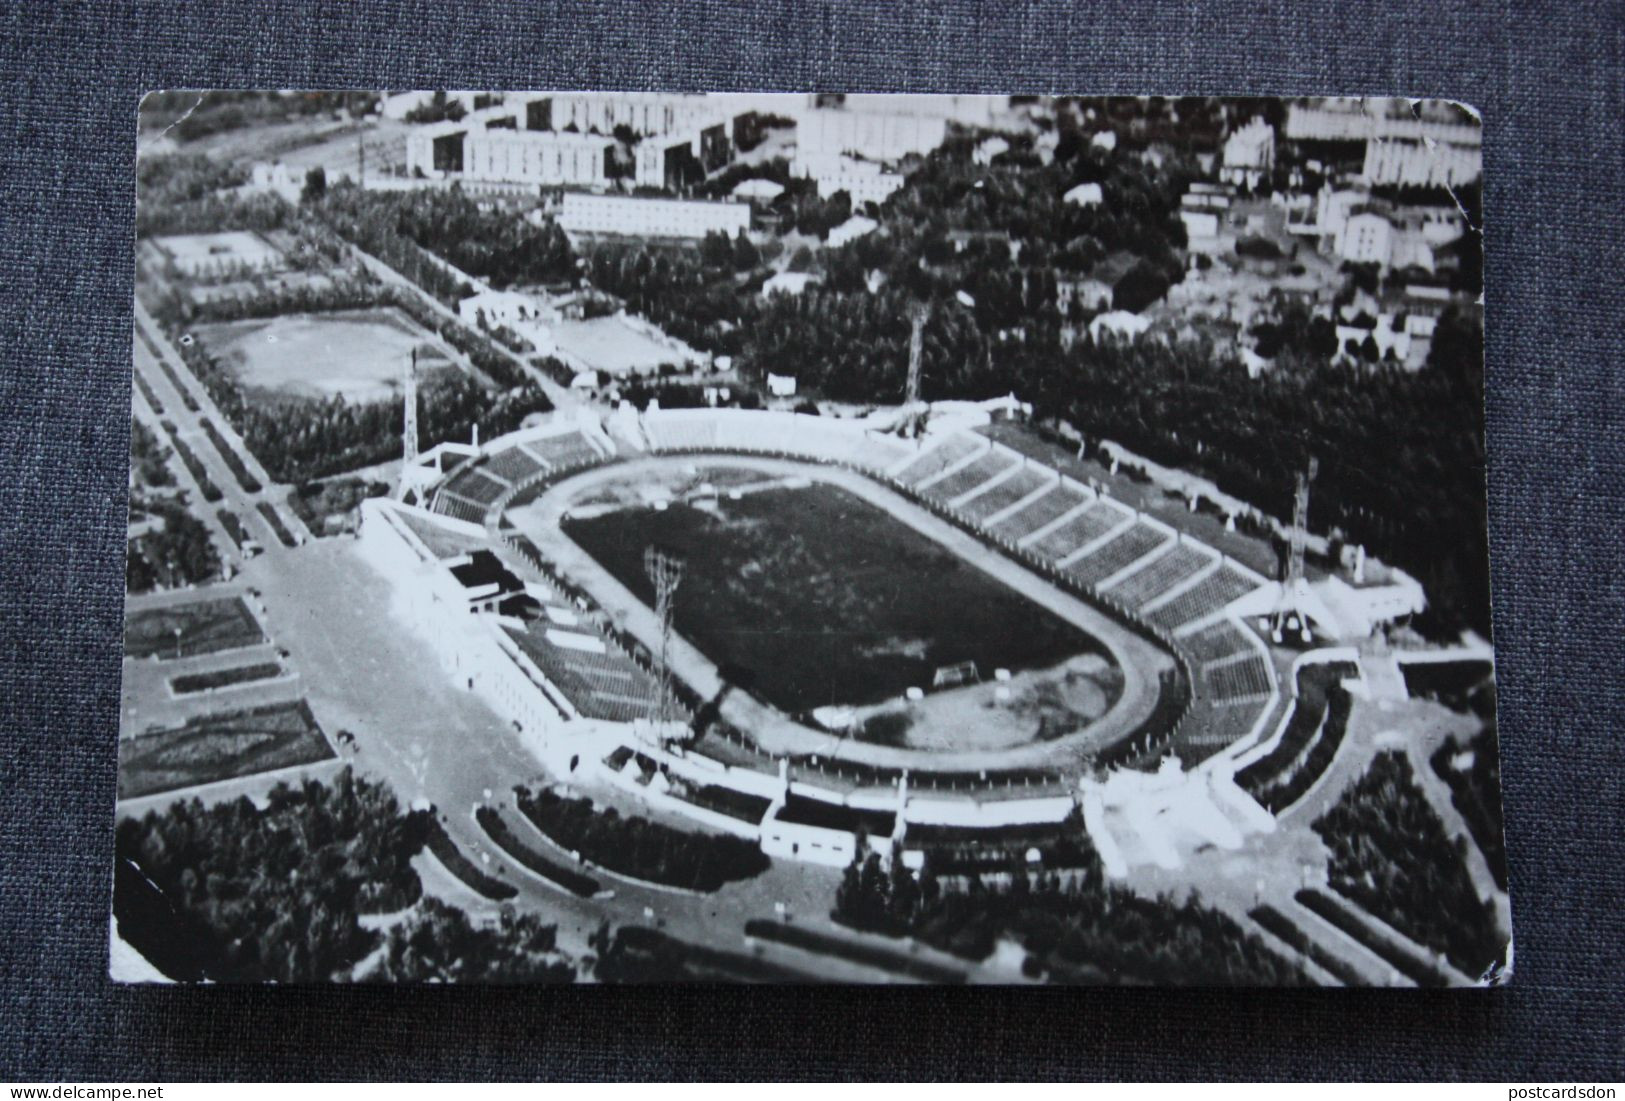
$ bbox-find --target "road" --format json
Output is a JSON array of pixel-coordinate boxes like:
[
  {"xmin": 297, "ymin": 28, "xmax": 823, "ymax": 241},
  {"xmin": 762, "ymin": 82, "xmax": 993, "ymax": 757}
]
[{"xmin": 120, "ymin": 529, "xmax": 995, "ymax": 982}]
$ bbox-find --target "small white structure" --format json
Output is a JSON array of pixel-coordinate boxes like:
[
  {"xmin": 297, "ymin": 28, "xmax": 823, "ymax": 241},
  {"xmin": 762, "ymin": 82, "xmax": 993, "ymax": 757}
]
[
  {"xmin": 1063, "ymin": 181, "xmax": 1104, "ymax": 207},
  {"xmin": 731, "ymin": 177, "xmax": 785, "ymax": 202},
  {"xmin": 1089, "ymin": 310, "xmax": 1153, "ymax": 341},
  {"xmin": 1091, "ymin": 130, "xmax": 1118, "ymax": 151},
  {"xmin": 827, "ymin": 215, "xmax": 879, "ymax": 248},
  {"xmin": 766, "ymin": 372, "xmax": 798, "ymax": 398},
  {"xmin": 760, "ymin": 796, "xmax": 897, "ymax": 869},
  {"xmin": 761, "ymin": 271, "xmax": 818, "ymax": 298},
  {"xmin": 972, "ymin": 136, "xmax": 1010, "ymax": 165}
]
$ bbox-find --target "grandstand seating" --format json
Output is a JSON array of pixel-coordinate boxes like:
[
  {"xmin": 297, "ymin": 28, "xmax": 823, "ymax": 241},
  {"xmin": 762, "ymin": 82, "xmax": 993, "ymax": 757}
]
[
  {"xmin": 959, "ymin": 466, "xmax": 1053, "ymax": 523},
  {"xmin": 849, "ymin": 434, "xmax": 911, "ymax": 474},
  {"xmin": 526, "ymin": 431, "xmax": 602, "ymax": 469},
  {"xmin": 646, "ymin": 416, "xmax": 719, "ymax": 453},
  {"xmin": 922, "ymin": 451, "xmax": 1018, "ymax": 503},
  {"xmin": 1149, "ymin": 565, "xmax": 1261, "ymax": 632},
  {"xmin": 446, "ymin": 467, "xmax": 511, "ymax": 506},
  {"xmin": 1179, "ymin": 619, "xmax": 1255, "ymax": 664},
  {"xmin": 432, "ymin": 492, "xmax": 489, "ymax": 526},
  {"xmin": 396, "ymin": 511, "xmax": 489, "ymax": 559},
  {"xmin": 1029, "ymin": 500, "xmax": 1123, "ymax": 561},
  {"xmin": 1204, "ymin": 654, "xmax": 1274, "ymax": 702},
  {"xmin": 503, "ymin": 621, "xmax": 661, "ymax": 723},
  {"xmin": 484, "ymin": 445, "xmax": 549, "ymax": 484},
  {"xmin": 1182, "ymin": 699, "xmax": 1269, "ymax": 748},
  {"xmin": 892, "ymin": 435, "xmax": 983, "ymax": 486},
  {"xmin": 991, "ymin": 482, "xmax": 1088, "ymax": 541},
  {"xmin": 1065, "ymin": 523, "xmax": 1170, "ymax": 587},
  {"xmin": 1103, "ymin": 543, "xmax": 1213, "ymax": 609}
]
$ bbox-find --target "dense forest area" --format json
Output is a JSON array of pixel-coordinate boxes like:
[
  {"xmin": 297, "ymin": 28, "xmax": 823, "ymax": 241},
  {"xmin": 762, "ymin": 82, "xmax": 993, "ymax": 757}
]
[
  {"xmin": 1313, "ymin": 751, "xmax": 1506, "ymax": 978},
  {"xmin": 114, "ymin": 770, "xmax": 575, "ymax": 982},
  {"xmin": 576, "ymin": 121, "xmax": 1489, "ymax": 635},
  {"xmin": 126, "ymin": 497, "xmax": 220, "ymax": 594},
  {"xmin": 314, "ymin": 183, "xmax": 579, "ymax": 291}
]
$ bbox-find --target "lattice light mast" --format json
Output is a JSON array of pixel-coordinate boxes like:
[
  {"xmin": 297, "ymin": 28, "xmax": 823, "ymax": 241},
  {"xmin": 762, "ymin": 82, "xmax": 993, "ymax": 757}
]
[
  {"xmin": 1273, "ymin": 456, "xmax": 1318, "ymax": 643},
  {"xmin": 402, "ymin": 348, "xmax": 419, "ymax": 465},
  {"xmin": 905, "ymin": 299, "xmax": 930, "ymax": 408},
  {"xmin": 644, "ymin": 544, "xmax": 686, "ymax": 729}
]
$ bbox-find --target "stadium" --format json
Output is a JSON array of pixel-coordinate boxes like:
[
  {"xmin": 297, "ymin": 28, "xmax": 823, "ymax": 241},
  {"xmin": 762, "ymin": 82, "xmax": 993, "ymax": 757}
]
[{"xmin": 354, "ymin": 397, "xmax": 1406, "ymax": 874}]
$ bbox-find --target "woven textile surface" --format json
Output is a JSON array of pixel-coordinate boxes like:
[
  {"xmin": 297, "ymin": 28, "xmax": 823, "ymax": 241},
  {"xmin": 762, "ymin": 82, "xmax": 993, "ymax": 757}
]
[{"xmin": 1, "ymin": 0, "xmax": 1622, "ymax": 1081}]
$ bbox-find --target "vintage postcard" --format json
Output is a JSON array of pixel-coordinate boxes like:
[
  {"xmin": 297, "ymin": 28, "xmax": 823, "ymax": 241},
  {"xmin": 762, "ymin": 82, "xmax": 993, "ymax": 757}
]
[{"xmin": 117, "ymin": 92, "xmax": 1505, "ymax": 985}]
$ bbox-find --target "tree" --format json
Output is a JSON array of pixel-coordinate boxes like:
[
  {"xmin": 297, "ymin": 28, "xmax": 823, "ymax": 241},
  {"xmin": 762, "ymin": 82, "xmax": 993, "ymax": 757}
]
[
  {"xmin": 301, "ymin": 165, "xmax": 327, "ymax": 204},
  {"xmin": 1111, "ymin": 259, "xmax": 1170, "ymax": 313}
]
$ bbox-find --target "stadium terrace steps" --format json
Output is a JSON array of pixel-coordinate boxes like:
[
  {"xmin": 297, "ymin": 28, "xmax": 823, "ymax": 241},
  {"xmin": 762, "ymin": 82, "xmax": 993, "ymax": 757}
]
[
  {"xmin": 1007, "ymin": 485, "xmax": 1092, "ymax": 544},
  {"xmin": 502, "ymin": 621, "xmax": 662, "ymax": 723},
  {"xmin": 970, "ymin": 467, "xmax": 1058, "ymax": 526},
  {"xmin": 1090, "ymin": 528, "xmax": 1177, "ymax": 592},
  {"xmin": 1179, "ymin": 619, "xmax": 1256, "ymax": 664},
  {"xmin": 892, "ymin": 435, "xmax": 984, "ymax": 487},
  {"xmin": 432, "ymin": 491, "xmax": 489, "ymax": 526},
  {"xmin": 1029, "ymin": 501, "xmax": 1123, "ymax": 561},
  {"xmin": 446, "ymin": 467, "xmax": 512, "ymax": 506},
  {"xmin": 1153, "ymin": 565, "xmax": 1264, "ymax": 633},
  {"xmin": 1102, "ymin": 542, "xmax": 1215, "ymax": 609},
  {"xmin": 931, "ymin": 452, "xmax": 1021, "ymax": 507},
  {"xmin": 485, "ymin": 445, "xmax": 549, "ymax": 484},
  {"xmin": 1203, "ymin": 652, "xmax": 1275, "ymax": 703},
  {"xmin": 912, "ymin": 439, "xmax": 991, "ymax": 492},
  {"xmin": 646, "ymin": 417, "xmax": 720, "ymax": 453},
  {"xmin": 1063, "ymin": 523, "xmax": 1170, "ymax": 588}
]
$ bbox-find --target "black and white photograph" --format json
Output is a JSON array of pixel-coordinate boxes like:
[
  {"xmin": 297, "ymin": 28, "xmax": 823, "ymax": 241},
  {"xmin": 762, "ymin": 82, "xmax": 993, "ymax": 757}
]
[{"xmin": 115, "ymin": 91, "xmax": 1505, "ymax": 987}]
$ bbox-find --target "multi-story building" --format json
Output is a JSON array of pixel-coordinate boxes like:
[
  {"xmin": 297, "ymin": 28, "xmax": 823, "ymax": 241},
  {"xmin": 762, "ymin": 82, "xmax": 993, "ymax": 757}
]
[
  {"xmin": 462, "ymin": 129, "xmax": 617, "ymax": 188},
  {"xmin": 796, "ymin": 107, "xmax": 949, "ymax": 162},
  {"xmin": 518, "ymin": 92, "xmax": 738, "ymax": 140},
  {"xmin": 556, "ymin": 192, "xmax": 750, "ymax": 239},
  {"xmin": 791, "ymin": 152, "xmax": 904, "ymax": 207},
  {"xmin": 1220, "ymin": 118, "xmax": 1276, "ymax": 189},
  {"xmin": 634, "ymin": 125, "xmax": 732, "ymax": 190},
  {"xmin": 405, "ymin": 115, "xmax": 617, "ymax": 188},
  {"xmin": 1362, "ymin": 138, "xmax": 1482, "ymax": 188}
]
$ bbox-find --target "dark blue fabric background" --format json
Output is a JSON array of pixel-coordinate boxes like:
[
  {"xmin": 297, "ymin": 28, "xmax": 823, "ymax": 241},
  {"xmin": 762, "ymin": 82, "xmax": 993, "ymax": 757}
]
[{"xmin": 2, "ymin": 0, "xmax": 1621, "ymax": 1081}]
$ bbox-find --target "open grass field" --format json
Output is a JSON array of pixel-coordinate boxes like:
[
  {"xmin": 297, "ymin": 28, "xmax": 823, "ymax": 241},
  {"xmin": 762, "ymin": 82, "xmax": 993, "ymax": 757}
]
[
  {"xmin": 551, "ymin": 316, "xmax": 697, "ymax": 377},
  {"xmin": 563, "ymin": 481, "xmax": 1109, "ymax": 713},
  {"xmin": 191, "ymin": 308, "xmax": 455, "ymax": 403},
  {"xmin": 151, "ymin": 231, "xmax": 286, "ymax": 277},
  {"xmin": 117, "ymin": 699, "xmax": 334, "ymax": 799},
  {"xmin": 125, "ymin": 597, "xmax": 266, "ymax": 660}
]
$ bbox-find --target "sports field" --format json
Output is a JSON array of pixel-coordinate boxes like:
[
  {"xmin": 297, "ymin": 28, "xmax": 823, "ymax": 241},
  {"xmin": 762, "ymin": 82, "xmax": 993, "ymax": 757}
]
[
  {"xmin": 125, "ymin": 597, "xmax": 266, "ymax": 661},
  {"xmin": 152, "ymin": 231, "xmax": 286, "ymax": 277},
  {"xmin": 563, "ymin": 482, "xmax": 1110, "ymax": 713},
  {"xmin": 117, "ymin": 699, "xmax": 334, "ymax": 799},
  {"xmin": 552, "ymin": 316, "xmax": 699, "ymax": 377},
  {"xmin": 190, "ymin": 308, "xmax": 454, "ymax": 403}
]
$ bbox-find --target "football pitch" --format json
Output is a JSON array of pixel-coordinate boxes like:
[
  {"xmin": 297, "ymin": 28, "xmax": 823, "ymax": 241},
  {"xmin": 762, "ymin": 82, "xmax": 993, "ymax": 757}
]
[
  {"xmin": 190, "ymin": 308, "xmax": 455, "ymax": 403},
  {"xmin": 562, "ymin": 481, "xmax": 1110, "ymax": 713}
]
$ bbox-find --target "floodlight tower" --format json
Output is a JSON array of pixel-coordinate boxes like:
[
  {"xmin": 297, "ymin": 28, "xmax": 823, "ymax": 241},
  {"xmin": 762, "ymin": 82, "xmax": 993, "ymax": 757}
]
[
  {"xmin": 644, "ymin": 544, "xmax": 686, "ymax": 731},
  {"xmin": 402, "ymin": 348, "xmax": 419, "ymax": 465},
  {"xmin": 1272, "ymin": 456, "xmax": 1318, "ymax": 644},
  {"xmin": 905, "ymin": 299, "xmax": 930, "ymax": 408}
]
